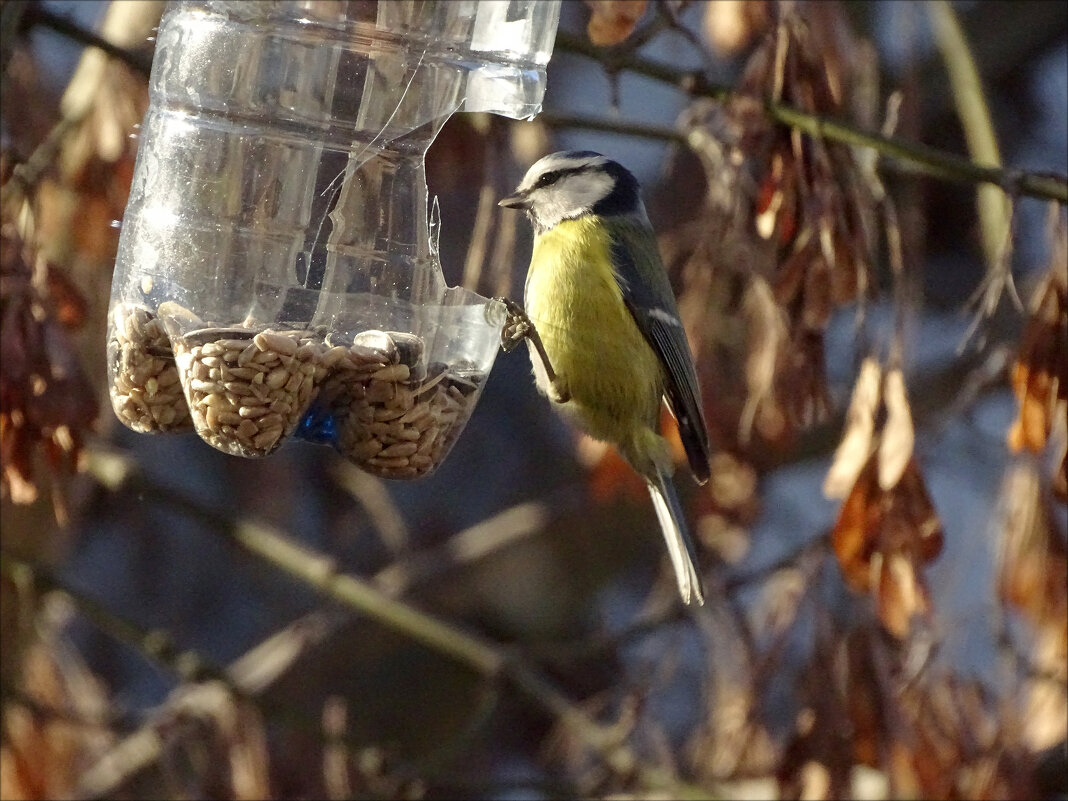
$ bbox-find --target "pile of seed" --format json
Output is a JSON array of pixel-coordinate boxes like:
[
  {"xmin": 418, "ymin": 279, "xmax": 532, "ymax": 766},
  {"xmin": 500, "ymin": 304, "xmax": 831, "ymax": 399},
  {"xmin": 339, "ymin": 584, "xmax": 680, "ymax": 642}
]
[
  {"xmin": 317, "ymin": 330, "xmax": 485, "ymax": 478},
  {"xmin": 350, "ymin": 365, "xmax": 481, "ymax": 479},
  {"xmin": 108, "ymin": 304, "xmax": 192, "ymax": 433},
  {"xmin": 109, "ymin": 302, "xmax": 486, "ymax": 474},
  {"xmin": 173, "ymin": 328, "xmax": 326, "ymax": 458}
]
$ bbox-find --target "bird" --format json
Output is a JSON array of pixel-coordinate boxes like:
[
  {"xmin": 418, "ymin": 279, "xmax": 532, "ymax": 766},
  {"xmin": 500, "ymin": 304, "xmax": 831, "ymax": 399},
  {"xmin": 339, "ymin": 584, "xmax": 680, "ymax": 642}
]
[{"xmin": 497, "ymin": 150, "xmax": 711, "ymax": 605}]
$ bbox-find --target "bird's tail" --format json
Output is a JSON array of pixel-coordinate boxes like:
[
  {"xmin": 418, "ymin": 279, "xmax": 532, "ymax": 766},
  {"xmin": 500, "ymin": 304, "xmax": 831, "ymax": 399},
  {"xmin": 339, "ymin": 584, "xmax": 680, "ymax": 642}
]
[{"xmin": 647, "ymin": 469, "xmax": 705, "ymax": 605}]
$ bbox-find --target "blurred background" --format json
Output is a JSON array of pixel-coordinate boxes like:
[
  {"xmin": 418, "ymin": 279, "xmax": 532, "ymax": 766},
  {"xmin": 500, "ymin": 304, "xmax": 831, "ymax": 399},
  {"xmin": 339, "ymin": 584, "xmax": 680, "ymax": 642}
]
[{"xmin": 1, "ymin": 1, "xmax": 1066, "ymax": 798}]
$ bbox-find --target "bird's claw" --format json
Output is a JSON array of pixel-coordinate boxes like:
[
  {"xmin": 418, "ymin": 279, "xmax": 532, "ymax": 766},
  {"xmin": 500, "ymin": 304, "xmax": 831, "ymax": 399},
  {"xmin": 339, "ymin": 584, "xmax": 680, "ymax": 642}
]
[
  {"xmin": 500, "ymin": 317, "xmax": 532, "ymax": 353},
  {"xmin": 495, "ymin": 297, "xmax": 533, "ymax": 353},
  {"xmin": 494, "ymin": 296, "xmax": 569, "ymax": 403},
  {"xmin": 496, "ymin": 296, "xmax": 526, "ymax": 317}
]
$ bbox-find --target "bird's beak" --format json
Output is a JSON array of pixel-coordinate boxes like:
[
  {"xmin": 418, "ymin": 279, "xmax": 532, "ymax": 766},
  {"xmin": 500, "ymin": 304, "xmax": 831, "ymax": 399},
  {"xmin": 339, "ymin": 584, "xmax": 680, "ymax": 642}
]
[{"xmin": 498, "ymin": 191, "xmax": 531, "ymax": 210}]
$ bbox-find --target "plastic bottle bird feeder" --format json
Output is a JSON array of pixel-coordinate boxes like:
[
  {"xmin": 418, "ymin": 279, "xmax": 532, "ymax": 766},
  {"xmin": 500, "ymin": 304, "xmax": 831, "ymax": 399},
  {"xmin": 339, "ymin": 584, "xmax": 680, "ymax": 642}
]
[{"xmin": 107, "ymin": 0, "xmax": 560, "ymax": 478}]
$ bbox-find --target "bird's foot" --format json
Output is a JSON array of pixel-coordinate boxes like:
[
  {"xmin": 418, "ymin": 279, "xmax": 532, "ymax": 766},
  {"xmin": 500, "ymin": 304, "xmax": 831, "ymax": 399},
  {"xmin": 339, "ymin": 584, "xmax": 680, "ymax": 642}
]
[
  {"xmin": 494, "ymin": 296, "xmax": 569, "ymax": 403},
  {"xmin": 495, "ymin": 297, "xmax": 532, "ymax": 353}
]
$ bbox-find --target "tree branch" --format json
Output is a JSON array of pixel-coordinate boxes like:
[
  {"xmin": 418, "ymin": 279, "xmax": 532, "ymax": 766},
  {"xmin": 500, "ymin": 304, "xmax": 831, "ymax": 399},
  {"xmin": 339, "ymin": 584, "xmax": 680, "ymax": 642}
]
[
  {"xmin": 69, "ymin": 449, "xmax": 715, "ymax": 799},
  {"xmin": 928, "ymin": 0, "xmax": 1011, "ymax": 272},
  {"xmin": 0, "ymin": 553, "xmax": 231, "ymax": 688},
  {"xmin": 541, "ymin": 111, "xmax": 685, "ymax": 143},
  {"xmin": 553, "ymin": 31, "xmax": 1068, "ymax": 204},
  {"xmin": 21, "ymin": 2, "xmax": 153, "ymax": 78}
]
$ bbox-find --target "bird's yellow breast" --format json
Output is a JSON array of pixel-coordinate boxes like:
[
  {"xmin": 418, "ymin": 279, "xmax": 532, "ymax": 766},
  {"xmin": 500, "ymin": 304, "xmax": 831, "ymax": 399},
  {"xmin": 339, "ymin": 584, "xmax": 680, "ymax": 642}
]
[{"xmin": 524, "ymin": 216, "xmax": 662, "ymax": 439}]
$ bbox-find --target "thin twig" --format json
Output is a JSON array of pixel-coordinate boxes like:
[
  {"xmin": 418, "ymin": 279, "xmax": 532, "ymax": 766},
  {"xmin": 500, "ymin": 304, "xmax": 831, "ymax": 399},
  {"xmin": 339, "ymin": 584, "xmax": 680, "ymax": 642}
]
[
  {"xmin": 0, "ymin": 0, "xmax": 31, "ymax": 75},
  {"xmin": 928, "ymin": 0, "xmax": 1014, "ymax": 283},
  {"xmin": 328, "ymin": 460, "xmax": 411, "ymax": 557},
  {"xmin": 540, "ymin": 111, "xmax": 686, "ymax": 143},
  {"xmin": 0, "ymin": 682, "xmax": 133, "ymax": 732},
  {"xmin": 0, "ymin": 553, "xmax": 453, "ymax": 795},
  {"xmin": 1, "ymin": 2, "xmax": 155, "ymax": 204},
  {"xmin": 72, "ymin": 450, "xmax": 715, "ymax": 798},
  {"xmin": 3, "ymin": 114, "xmax": 81, "ymax": 203},
  {"xmin": 372, "ymin": 500, "xmax": 551, "ymax": 597},
  {"xmin": 522, "ymin": 536, "xmax": 830, "ymax": 669},
  {"xmin": 553, "ymin": 31, "xmax": 1068, "ymax": 204},
  {"xmin": 0, "ymin": 554, "xmax": 229, "ymax": 687},
  {"xmin": 225, "ymin": 510, "xmax": 698, "ymax": 790},
  {"xmin": 22, "ymin": 2, "xmax": 153, "ymax": 78},
  {"xmin": 462, "ymin": 180, "xmax": 500, "ymax": 292}
]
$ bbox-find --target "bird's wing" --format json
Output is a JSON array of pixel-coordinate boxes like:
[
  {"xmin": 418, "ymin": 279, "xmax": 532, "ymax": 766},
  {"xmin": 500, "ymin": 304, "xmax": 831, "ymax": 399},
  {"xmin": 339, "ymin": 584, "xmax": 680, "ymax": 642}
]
[{"xmin": 609, "ymin": 218, "xmax": 711, "ymax": 484}]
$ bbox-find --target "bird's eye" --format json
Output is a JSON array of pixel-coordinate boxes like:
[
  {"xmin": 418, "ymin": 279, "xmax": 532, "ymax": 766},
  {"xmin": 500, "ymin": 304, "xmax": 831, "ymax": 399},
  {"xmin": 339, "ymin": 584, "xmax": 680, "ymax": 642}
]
[{"xmin": 535, "ymin": 171, "xmax": 559, "ymax": 188}]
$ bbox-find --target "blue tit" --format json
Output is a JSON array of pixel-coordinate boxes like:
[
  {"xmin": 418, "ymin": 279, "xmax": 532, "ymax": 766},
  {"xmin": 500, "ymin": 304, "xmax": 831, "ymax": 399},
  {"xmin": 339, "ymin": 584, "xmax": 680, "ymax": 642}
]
[{"xmin": 498, "ymin": 150, "xmax": 711, "ymax": 605}]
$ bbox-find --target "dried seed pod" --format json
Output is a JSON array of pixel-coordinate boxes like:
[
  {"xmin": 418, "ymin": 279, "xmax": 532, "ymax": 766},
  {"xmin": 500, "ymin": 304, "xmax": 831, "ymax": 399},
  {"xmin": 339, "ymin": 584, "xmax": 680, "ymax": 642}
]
[
  {"xmin": 824, "ymin": 358, "xmax": 881, "ymax": 499},
  {"xmin": 726, "ymin": 5, "xmax": 878, "ymax": 433},
  {"xmin": 1008, "ymin": 266, "xmax": 1067, "ymax": 457},
  {"xmin": 877, "ymin": 368, "xmax": 915, "ymax": 491},
  {"xmin": 585, "ymin": 0, "xmax": 648, "ymax": 46}
]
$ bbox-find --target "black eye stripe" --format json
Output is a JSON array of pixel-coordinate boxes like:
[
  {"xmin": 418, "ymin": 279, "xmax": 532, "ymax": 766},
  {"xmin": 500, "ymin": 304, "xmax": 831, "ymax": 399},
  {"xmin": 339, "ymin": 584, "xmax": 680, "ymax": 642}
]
[
  {"xmin": 534, "ymin": 163, "xmax": 596, "ymax": 189},
  {"xmin": 535, "ymin": 170, "xmax": 560, "ymax": 188}
]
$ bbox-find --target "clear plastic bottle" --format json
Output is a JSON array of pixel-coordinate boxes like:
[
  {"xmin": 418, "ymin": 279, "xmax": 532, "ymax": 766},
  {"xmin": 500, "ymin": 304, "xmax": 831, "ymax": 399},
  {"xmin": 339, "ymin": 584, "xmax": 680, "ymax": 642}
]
[{"xmin": 107, "ymin": 0, "xmax": 560, "ymax": 477}]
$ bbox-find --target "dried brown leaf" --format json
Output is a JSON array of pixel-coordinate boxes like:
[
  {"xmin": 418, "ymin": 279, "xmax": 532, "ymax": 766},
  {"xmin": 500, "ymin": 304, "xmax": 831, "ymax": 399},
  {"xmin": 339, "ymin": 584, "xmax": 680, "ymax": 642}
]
[
  {"xmin": 1008, "ymin": 233, "xmax": 1067, "ymax": 460},
  {"xmin": 756, "ymin": 150, "xmax": 800, "ymax": 247},
  {"xmin": 877, "ymin": 369, "xmax": 914, "ymax": 491},
  {"xmin": 1054, "ymin": 444, "xmax": 1067, "ymax": 502},
  {"xmin": 740, "ymin": 276, "xmax": 790, "ymax": 443},
  {"xmin": 874, "ymin": 551, "xmax": 929, "ymax": 640},
  {"xmin": 824, "ymin": 358, "xmax": 881, "ymax": 499},
  {"xmin": 1007, "ymin": 364, "xmax": 1045, "ymax": 453},
  {"xmin": 726, "ymin": 4, "xmax": 878, "ymax": 442},
  {"xmin": 772, "ymin": 229, "xmax": 815, "ymax": 310},
  {"xmin": 702, "ymin": 0, "xmax": 771, "ymax": 56},
  {"xmin": 894, "ymin": 460, "xmax": 943, "ymax": 563},
  {"xmin": 831, "ymin": 457, "xmax": 879, "ymax": 592},
  {"xmin": 832, "ymin": 451, "xmax": 942, "ymax": 636},
  {"xmin": 0, "ymin": 218, "xmax": 98, "ymax": 509},
  {"xmin": 43, "ymin": 265, "xmax": 88, "ymax": 330},
  {"xmin": 782, "ymin": 329, "xmax": 831, "ymax": 428},
  {"xmin": 996, "ymin": 460, "xmax": 1067, "ymax": 644},
  {"xmin": 0, "ymin": 637, "xmax": 113, "ymax": 800},
  {"xmin": 585, "ymin": 0, "xmax": 649, "ymax": 46},
  {"xmin": 844, "ymin": 631, "xmax": 884, "ymax": 769},
  {"xmin": 800, "ymin": 256, "xmax": 833, "ymax": 330}
]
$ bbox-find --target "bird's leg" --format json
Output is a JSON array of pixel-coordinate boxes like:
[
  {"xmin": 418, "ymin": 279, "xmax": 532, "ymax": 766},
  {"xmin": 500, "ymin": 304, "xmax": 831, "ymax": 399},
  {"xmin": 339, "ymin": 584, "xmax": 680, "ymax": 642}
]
[
  {"xmin": 497, "ymin": 296, "xmax": 531, "ymax": 353},
  {"xmin": 494, "ymin": 297, "xmax": 571, "ymax": 404}
]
